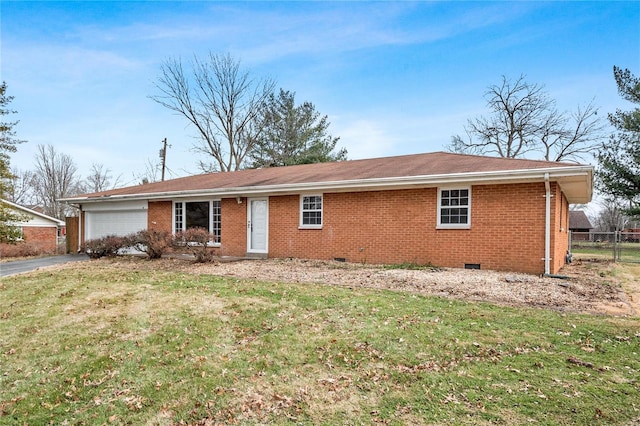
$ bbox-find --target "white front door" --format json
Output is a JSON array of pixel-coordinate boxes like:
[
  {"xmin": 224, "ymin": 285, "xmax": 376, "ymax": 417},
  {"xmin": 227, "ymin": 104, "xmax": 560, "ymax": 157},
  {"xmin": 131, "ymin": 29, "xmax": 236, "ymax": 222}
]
[{"xmin": 247, "ymin": 198, "xmax": 268, "ymax": 253}]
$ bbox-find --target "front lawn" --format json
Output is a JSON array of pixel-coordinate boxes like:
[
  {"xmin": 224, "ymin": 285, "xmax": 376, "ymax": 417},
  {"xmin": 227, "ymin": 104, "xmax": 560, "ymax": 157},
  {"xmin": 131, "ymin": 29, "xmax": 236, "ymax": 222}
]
[{"xmin": 1, "ymin": 260, "xmax": 638, "ymax": 425}]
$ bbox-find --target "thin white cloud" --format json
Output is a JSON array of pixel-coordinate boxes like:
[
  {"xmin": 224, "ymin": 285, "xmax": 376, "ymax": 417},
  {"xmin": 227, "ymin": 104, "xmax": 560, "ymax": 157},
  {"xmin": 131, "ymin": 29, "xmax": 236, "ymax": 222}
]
[
  {"xmin": 28, "ymin": 2, "xmax": 540, "ymax": 67},
  {"xmin": 233, "ymin": 3, "xmax": 531, "ymax": 64},
  {"xmin": 336, "ymin": 119, "xmax": 396, "ymax": 160},
  {"xmin": 4, "ymin": 42, "xmax": 146, "ymax": 88}
]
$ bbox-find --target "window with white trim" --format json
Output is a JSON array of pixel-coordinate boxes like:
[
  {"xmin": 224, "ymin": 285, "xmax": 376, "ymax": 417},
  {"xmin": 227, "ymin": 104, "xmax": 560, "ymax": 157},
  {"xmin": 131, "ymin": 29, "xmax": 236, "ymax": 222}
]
[
  {"xmin": 300, "ymin": 195, "xmax": 323, "ymax": 228},
  {"xmin": 438, "ymin": 188, "xmax": 470, "ymax": 228},
  {"xmin": 174, "ymin": 200, "xmax": 221, "ymax": 243}
]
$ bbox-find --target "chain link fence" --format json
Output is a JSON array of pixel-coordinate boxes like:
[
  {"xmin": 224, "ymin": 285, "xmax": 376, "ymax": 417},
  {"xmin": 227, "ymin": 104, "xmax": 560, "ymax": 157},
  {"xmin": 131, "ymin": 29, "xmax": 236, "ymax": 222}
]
[{"xmin": 570, "ymin": 231, "xmax": 640, "ymax": 263}]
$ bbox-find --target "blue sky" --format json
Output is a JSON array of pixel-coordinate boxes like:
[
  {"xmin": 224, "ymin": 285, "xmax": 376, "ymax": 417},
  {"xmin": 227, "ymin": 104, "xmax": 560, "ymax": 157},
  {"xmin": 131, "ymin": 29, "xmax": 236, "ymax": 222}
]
[{"xmin": 1, "ymin": 1, "xmax": 639, "ymax": 187}]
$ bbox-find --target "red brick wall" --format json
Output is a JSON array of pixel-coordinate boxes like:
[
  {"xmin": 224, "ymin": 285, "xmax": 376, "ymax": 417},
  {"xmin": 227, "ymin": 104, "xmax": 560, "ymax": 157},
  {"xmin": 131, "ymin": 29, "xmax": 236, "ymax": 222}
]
[
  {"xmin": 148, "ymin": 201, "xmax": 172, "ymax": 231},
  {"xmin": 262, "ymin": 183, "xmax": 559, "ymax": 274},
  {"xmin": 220, "ymin": 198, "xmax": 247, "ymax": 257},
  {"xmin": 268, "ymin": 190, "xmax": 436, "ymax": 265},
  {"xmin": 22, "ymin": 226, "xmax": 58, "ymax": 253}
]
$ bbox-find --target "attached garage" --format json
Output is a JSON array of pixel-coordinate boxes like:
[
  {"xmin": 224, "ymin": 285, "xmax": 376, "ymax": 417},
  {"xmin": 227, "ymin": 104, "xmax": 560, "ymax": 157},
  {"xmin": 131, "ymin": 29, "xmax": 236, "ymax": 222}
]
[{"xmin": 83, "ymin": 200, "xmax": 148, "ymax": 240}]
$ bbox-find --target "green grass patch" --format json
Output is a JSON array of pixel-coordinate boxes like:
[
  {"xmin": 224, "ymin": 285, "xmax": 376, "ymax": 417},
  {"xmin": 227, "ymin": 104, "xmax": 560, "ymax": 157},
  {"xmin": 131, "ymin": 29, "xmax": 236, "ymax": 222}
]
[
  {"xmin": 572, "ymin": 242, "xmax": 640, "ymax": 262},
  {"xmin": 383, "ymin": 261, "xmax": 441, "ymax": 271},
  {"xmin": 1, "ymin": 260, "xmax": 639, "ymax": 425}
]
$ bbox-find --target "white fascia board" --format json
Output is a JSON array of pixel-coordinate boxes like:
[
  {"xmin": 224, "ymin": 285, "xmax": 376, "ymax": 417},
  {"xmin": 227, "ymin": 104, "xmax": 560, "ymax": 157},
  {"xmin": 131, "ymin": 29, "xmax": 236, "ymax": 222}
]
[
  {"xmin": 63, "ymin": 165, "xmax": 594, "ymax": 204},
  {"xmin": 82, "ymin": 200, "xmax": 148, "ymax": 212},
  {"xmin": 18, "ymin": 222, "xmax": 59, "ymax": 228}
]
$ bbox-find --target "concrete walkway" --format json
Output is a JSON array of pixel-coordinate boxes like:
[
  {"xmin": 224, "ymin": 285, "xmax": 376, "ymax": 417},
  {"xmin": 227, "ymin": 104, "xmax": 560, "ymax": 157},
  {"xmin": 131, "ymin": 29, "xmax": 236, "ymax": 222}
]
[{"xmin": 0, "ymin": 254, "xmax": 89, "ymax": 277}]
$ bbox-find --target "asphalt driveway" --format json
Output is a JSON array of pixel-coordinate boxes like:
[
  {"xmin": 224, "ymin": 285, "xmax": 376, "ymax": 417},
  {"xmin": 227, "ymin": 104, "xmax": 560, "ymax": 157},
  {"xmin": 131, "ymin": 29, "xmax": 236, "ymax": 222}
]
[{"xmin": 0, "ymin": 254, "xmax": 89, "ymax": 277}]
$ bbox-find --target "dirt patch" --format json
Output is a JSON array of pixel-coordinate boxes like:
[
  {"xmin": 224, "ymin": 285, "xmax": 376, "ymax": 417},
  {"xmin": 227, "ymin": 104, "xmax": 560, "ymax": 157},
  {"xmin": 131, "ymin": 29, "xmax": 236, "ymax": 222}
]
[
  {"xmin": 55, "ymin": 256, "xmax": 635, "ymax": 317},
  {"xmin": 611, "ymin": 263, "xmax": 640, "ymax": 315},
  {"xmin": 559, "ymin": 260, "xmax": 639, "ymax": 316}
]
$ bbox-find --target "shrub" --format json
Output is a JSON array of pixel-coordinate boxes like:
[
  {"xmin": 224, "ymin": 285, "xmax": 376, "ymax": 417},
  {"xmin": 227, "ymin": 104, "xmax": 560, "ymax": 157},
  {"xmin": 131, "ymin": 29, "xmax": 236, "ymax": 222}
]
[
  {"xmin": 82, "ymin": 235, "xmax": 129, "ymax": 259},
  {"xmin": 0, "ymin": 242, "xmax": 45, "ymax": 258},
  {"xmin": 129, "ymin": 229, "xmax": 172, "ymax": 260},
  {"xmin": 56, "ymin": 241, "xmax": 66, "ymax": 255},
  {"xmin": 173, "ymin": 227, "xmax": 218, "ymax": 263}
]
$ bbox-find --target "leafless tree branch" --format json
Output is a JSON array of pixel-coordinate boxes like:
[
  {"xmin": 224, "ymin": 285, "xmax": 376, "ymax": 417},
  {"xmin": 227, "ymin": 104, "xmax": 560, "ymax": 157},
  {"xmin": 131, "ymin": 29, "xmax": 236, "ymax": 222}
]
[
  {"xmin": 450, "ymin": 75, "xmax": 605, "ymax": 162},
  {"xmin": 32, "ymin": 144, "xmax": 82, "ymax": 219},
  {"xmin": 150, "ymin": 53, "xmax": 275, "ymax": 172}
]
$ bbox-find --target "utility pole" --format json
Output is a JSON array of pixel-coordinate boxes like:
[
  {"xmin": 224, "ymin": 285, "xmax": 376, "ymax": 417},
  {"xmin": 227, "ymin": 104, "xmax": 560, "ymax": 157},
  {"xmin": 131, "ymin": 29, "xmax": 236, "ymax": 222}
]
[{"xmin": 159, "ymin": 138, "xmax": 169, "ymax": 181}]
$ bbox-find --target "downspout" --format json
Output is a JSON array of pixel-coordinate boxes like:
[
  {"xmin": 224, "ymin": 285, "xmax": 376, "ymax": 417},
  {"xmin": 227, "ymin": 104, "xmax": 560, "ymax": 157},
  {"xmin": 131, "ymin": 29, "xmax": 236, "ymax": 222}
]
[
  {"xmin": 544, "ymin": 173, "xmax": 551, "ymax": 276},
  {"xmin": 77, "ymin": 205, "xmax": 82, "ymax": 253}
]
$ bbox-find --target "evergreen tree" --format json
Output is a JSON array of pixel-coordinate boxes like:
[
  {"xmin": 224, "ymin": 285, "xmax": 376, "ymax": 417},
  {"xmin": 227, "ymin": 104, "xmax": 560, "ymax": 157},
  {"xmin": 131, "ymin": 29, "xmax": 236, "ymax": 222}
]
[
  {"xmin": 0, "ymin": 82, "xmax": 28, "ymax": 243},
  {"xmin": 597, "ymin": 67, "xmax": 640, "ymax": 217},
  {"xmin": 249, "ymin": 89, "xmax": 346, "ymax": 168}
]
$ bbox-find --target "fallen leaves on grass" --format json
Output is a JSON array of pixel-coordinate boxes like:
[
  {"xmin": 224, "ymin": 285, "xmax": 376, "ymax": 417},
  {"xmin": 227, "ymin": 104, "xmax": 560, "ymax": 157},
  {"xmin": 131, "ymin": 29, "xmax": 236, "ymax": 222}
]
[{"xmin": 88, "ymin": 257, "xmax": 627, "ymax": 315}]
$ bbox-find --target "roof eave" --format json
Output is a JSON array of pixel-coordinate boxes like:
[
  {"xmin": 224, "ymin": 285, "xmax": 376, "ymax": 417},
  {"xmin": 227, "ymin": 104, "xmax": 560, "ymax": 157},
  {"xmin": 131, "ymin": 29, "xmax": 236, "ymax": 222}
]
[
  {"xmin": 61, "ymin": 165, "xmax": 594, "ymax": 204},
  {"xmin": 1, "ymin": 199, "xmax": 66, "ymax": 225}
]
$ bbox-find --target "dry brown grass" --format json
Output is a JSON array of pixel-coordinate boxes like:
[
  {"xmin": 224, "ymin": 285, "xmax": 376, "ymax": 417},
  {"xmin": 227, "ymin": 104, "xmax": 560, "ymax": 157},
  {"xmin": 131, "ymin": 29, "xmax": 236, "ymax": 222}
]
[{"xmin": 70, "ymin": 256, "xmax": 634, "ymax": 316}]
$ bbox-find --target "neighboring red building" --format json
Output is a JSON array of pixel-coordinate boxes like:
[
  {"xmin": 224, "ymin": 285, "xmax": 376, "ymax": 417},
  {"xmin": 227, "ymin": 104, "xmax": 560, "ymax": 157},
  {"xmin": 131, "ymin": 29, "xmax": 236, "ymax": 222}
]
[
  {"xmin": 62, "ymin": 152, "xmax": 593, "ymax": 275},
  {"xmin": 569, "ymin": 210, "xmax": 593, "ymax": 241},
  {"xmin": 623, "ymin": 228, "xmax": 640, "ymax": 243},
  {"xmin": 1, "ymin": 199, "xmax": 65, "ymax": 255}
]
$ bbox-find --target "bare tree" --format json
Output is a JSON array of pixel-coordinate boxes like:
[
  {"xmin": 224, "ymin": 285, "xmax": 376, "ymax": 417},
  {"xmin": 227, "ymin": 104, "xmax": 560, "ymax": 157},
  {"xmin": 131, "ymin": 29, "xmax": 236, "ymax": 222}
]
[
  {"xmin": 540, "ymin": 100, "xmax": 604, "ymax": 162},
  {"xmin": 6, "ymin": 167, "xmax": 36, "ymax": 205},
  {"xmin": 32, "ymin": 144, "xmax": 82, "ymax": 219},
  {"xmin": 133, "ymin": 158, "xmax": 163, "ymax": 185},
  {"xmin": 85, "ymin": 163, "xmax": 121, "ymax": 193},
  {"xmin": 150, "ymin": 53, "xmax": 276, "ymax": 172},
  {"xmin": 453, "ymin": 75, "xmax": 551, "ymax": 158},
  {"xmin": 592, "ymin": 197, "xmax": 630, "ymax": 232},
  {"xmin": 449, "ymin": 75, "xmax": 604, "ymax": 162}
]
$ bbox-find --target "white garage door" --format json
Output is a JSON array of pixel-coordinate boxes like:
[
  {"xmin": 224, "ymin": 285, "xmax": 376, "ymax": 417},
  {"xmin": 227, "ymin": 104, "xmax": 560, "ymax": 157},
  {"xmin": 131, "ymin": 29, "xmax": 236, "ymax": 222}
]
[{"xmin": 86, "ymin": 210, "xmax": 147, "ymax": 240}]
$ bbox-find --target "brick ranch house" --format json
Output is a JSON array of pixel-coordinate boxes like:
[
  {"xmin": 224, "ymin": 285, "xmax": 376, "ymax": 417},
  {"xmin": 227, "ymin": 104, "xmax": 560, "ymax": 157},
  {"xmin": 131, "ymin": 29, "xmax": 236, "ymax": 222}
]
[
  {"xmin": 62, "ymin": 152, "xmax": 593, "ymax": 275},
  {"xmin": 1, "ymin": 199, "xmax": 65, "ymax": 254}
]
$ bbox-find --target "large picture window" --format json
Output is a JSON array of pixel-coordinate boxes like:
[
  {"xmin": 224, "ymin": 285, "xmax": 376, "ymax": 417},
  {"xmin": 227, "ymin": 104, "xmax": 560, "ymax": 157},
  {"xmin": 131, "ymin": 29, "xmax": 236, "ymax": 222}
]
[
  {"xmin": 300, "ymin": 195, "xmax": 323, "ymax": 228},
  {"xmin": 438, "ymin": 188, "xmax": 470, "ymax": 228},
  {"xmin": 174, "ymin": 200, "xmax": 221, "ymax": 243}
]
